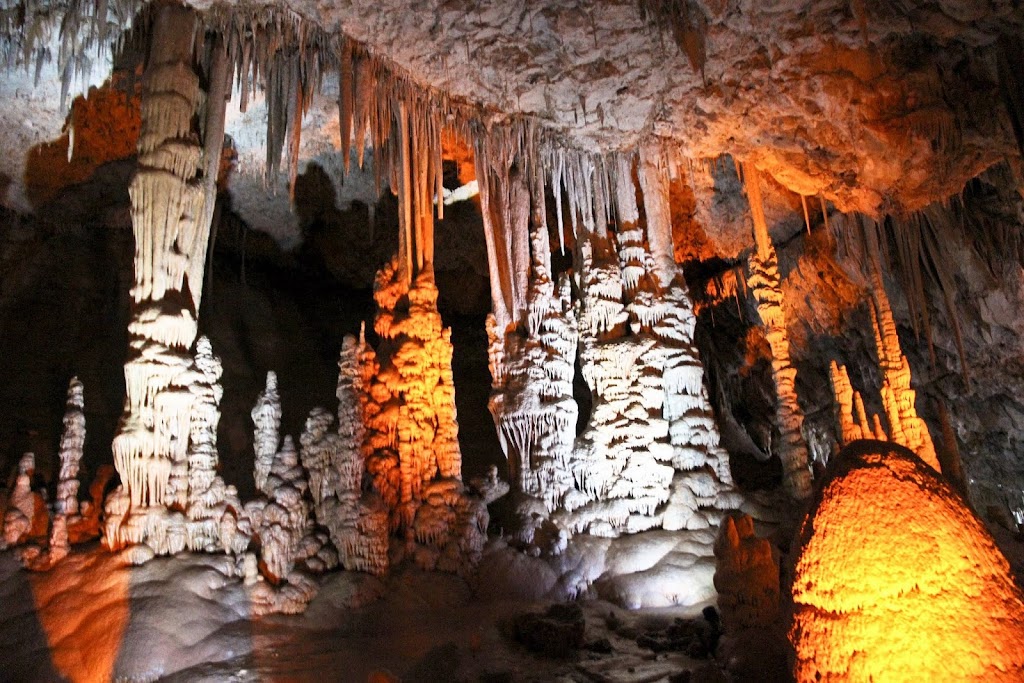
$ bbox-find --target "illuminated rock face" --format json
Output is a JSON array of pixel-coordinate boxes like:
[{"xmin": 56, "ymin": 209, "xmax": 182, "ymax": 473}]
[
  {"xmin": 357, "ymin": 259, "xmax": 487, "ymax": 571},
  {"xmin": 479, "ymin": 145, "xmax": 740, "ymax": 563},
  {"xmin": 790, "ymin": 440, "xmax": 1024, "ymax": 682}
]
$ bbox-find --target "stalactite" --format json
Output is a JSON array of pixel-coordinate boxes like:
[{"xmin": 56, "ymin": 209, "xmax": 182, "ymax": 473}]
[
  {"xmin": 637, "ymin": 145, "xmax": 677, "ymax": 290},
  {"xmin": 862, "ymin": 220, "xmax": 940, "ymax": 471},
  {"xmin": 743, "ymin": 163, "xmax": 811, "ymax": 500}
]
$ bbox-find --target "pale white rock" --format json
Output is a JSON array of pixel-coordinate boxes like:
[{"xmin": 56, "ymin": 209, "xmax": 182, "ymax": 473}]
[{"xmin": 56, "ymin": 377, "xmax": 86, "ymax": 519}]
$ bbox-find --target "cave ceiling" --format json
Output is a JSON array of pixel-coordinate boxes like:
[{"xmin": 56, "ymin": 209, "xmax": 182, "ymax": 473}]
[{"xmin": 1, "ymin": 0, "xmax": 1022, "ymax": 237}]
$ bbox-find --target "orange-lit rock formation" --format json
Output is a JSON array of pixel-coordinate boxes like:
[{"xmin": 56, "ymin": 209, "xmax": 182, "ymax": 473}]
[
  {"xmin": 743, "ymin": 163, "xmax": 811, "ymax": 499},
  {"xmin": 790, "ymin": 440, "xmax": 1024, "ymax": 682},
  {"xmin": 829, "ymin": 224, "xmax": 939, "ymax": 470}
]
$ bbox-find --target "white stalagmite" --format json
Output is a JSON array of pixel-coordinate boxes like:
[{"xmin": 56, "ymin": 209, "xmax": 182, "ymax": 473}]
[
  {"xmin": 56, "ymin": 377, "xmax": 86, "ymax": 518},
  {"xmin": 252, "ymin": 371, "xmax": 282, "ymax": 493},
  {"xmin": 743, "ymin": 163, "xmax": 812, "ymax": 499},
  {"xmin": 110, "ymin": 5, "xmax": 226, "ymax": 522},
  {"xmin": 484, "ymin": 143, "xmax": 741, "ymax": 563},
  {"xmin": 302, "ymin": 337, "xmax": 390, "ymax": 576},
  {"xmin": 105, "ymin": 337, "xmax": 249, "ymax": 557},
  {"xmin": 248, "ymin": 428, "xmax": 335, "ymax": 615},
  {"xmin": 2, "ymin": 454, "xmax": 43, "ymax": 550},
  {"xmin": 184, "ymin": 337, "xmax": 247, "ymax": 554}
]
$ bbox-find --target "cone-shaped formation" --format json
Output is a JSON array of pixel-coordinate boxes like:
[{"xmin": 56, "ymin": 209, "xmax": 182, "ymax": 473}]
[
  {"xmin": 743, "ymin": 163, "xmax": 812, "ymax": 499},
  {"xmin": 1, "ymin": 454, "xmax": 46, "ymax": 550},
  {"xmin": 829, "ymin": 223, "xmax": 939, "ymax": 470},
  {"xmin": 56, "ymin": 377, "xmax": 86, "ymax": 518},
  {"xmin": 105, "ymin": 337, "xmax": 248, "ymax": 559},
  {"xmin": 714, "ymin": 513, "xmax": 779, "ymax": 630},
  {"xmin": 791, "ymin": 440, "xmax": 1024, "ymax": 681},
  {"xmin": 111, "ymin": 4, "xmax": 225, "ymax": 510},
  {"xmin": 252, "ymin": 371, "xmax": 282, "ymax": 494}
]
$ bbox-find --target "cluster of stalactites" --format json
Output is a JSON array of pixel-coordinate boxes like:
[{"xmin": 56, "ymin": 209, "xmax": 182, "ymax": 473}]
[
  {"xmin": 829, "ymin": 224, "xmax": 939, "ymax": 471},
  {"xmin": 481, "ymin": 139, "xmax": 741, "ymax": 540},
  {"xmin": 742, "ymin": 163, "xmax": 812, "ymax": 499}
]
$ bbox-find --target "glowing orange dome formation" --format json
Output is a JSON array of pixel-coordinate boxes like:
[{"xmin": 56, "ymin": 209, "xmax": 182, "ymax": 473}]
[{"xmin": 790, "ymin": 440, "xmax": 1024, "ymax": 682}]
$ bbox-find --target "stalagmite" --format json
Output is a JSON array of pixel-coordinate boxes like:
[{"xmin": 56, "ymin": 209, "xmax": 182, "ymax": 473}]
[
  {"xmin": 252, "ymin": 371, "xmax": 282, "ymax": 494},
  {"xmin": 791, "ymin": 441, "xmax": 1024, "ymax": 681},
  {"xmin": 1, "ymin": 454, "xmax": 45, "ymax": 550},
  {"xmin": 56, "ymin": 377, "xmax": 86, "ymax": 519},
  {"xmin": 110, "ymin": 4, "xmax": 226, "ymax": 519},
  {"xmin": 714, "ymin": 513, "xmax": 780, "ymax": 630},
  {"xmin": 248, "ymin": 426, "xmax": 335, "ymax": 614},
  {"xmin": 360, "ymin": 258, "xmax": 488, "ymax": 571},
  {"xmin": 743, "ymin": 163, "xmax": 811, "ymax": 499},
  {"xmin": 485, "ymin": 143, "xmax": 741, "ymax": 572},
  {"xmin": 829, "ymin": 221, "xmax": 939, "ymax": 471},
  {"xmin": 864, "ymin": 225, "xmax": 939, "ymax": 470},
  {"xmin": 308, "ymin": 336, "xmax": 390, "ymax": 576},
  {"xmin": 183, "ymin": 337, "xmax": 247, "ymax": 554}
]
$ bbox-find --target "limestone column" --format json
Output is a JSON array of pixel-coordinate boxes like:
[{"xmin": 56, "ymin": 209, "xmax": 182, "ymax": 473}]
[
  {"xmin": 111, "ymin": 4, "xmax": 224, "ymax": 509},
  {"xmin": 743, "ymin": 163, "xmax": 812, "ymax": 499}
]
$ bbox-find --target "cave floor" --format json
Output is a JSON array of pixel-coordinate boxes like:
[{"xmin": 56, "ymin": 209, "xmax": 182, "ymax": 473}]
[{"xmin": 0, "ymin": 545, "xmax": 735, "ymax": 682}]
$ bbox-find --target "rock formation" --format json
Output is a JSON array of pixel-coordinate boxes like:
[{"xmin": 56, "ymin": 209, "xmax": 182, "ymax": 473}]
[
  {"xmin": 1, "ymin": 453, "xmax": 46, "ymax": 550},
  {"xmin": 829, "ymin": 221, "xmax": 939, "ymax": 470},
  {"xmin": 713, "ymin": 513, "xmax": 779, "ymax": 630},
  {"xmin": 790, "ymin": 440, "xmax": 1024, "ymax": 681},
  {"xmin": 243, "ymin": 380, "xmax": 339, "ymax": 613},
  {"xmin": 485, "ymin": 146, "xmax": 741, "ymax": 553},
  {"xmin": 55, "ymin": 377, "xmax": 85, "ymax": 519},
  {"xmin": 743, "ymin": 163, "xmax": 812, "ymax": 499},
  {"xmin": 110, "ymin": 3, "xmax": 225, "ymax": 511},
  {"xmin": 105, "ymin": 337, "xmax": 247, "ymax": 558},
  {"xmin": 359, "ymin": 259, "xmax": 488, "ymax": 572}
]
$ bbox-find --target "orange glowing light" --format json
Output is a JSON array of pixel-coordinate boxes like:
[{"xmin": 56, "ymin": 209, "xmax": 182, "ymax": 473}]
[
  {"xmin": 30, "ymin": 549, "xmax": 130, "ymax": 683},
  {"xmin": 790, "ymin": 440, "xmax": 1024, "ymax": 682}
]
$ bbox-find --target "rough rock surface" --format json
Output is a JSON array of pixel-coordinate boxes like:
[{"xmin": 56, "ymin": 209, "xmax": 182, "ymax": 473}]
[{"xmin": 790, "ymin": 439, "xmax": 1024, "ymax": 682}]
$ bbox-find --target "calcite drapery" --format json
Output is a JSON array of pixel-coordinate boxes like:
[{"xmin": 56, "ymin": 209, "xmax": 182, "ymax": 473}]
[
  {"xmin": 485, "ymin": 144, "xmax": 741, "ymax": 547},
  {"xmin": 110, "ymin": 4, "xmax": 224, "ymax": 513},
  {"xmin": 742, "ymin": 163, "xmax": 812, "ymax": 499},
  {"xmin": 105, "ymin": 337, "xmax": 248, "ymax": 557}
]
